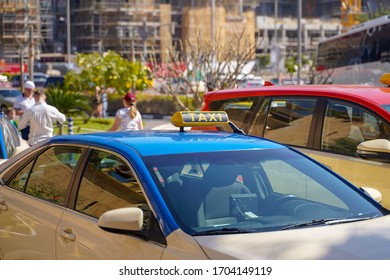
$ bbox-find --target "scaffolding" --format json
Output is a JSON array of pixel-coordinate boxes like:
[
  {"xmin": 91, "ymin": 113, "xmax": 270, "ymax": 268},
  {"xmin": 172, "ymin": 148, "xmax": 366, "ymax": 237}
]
[
  {"xmin": 0, "ymin": 0, "xmax": 40, "ymax": 64},
  {"xmin": 71, "ymin": 0, "xmax": 167, "ymax": 61}
]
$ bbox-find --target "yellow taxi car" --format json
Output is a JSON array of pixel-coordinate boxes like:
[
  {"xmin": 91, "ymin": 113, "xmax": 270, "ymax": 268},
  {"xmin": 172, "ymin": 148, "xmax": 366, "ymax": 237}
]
[
  {"xmin": 1, "ymin": 111, "xmax": 390, "ymax": 259},
  {"xmin": 201, "ymin": 74, "xmax": 390, "ymax": 209}
]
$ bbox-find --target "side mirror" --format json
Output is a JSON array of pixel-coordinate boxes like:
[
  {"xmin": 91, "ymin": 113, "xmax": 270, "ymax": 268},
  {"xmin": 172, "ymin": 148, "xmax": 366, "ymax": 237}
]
[
  {"xmin": 98, "ymin": 207, "xmax": 143, "ymax": 231},
  {"xmin": 356, "ymin": 139, "xmax": 390, "ymax": 162},
  {"xmin": 360, "ymin": 186, "xmax": 382, "ymax": 203}
]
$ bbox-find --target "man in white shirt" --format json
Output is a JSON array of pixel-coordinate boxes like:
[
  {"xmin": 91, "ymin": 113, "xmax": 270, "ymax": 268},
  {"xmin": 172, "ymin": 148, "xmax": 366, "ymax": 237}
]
[
  {"xmin": 13, "ymin": 80, "xmax": 36, "ymax": 140},
  {"xmin": 19, "ymin": 89, "xmax": 66, "ymax": 146}
]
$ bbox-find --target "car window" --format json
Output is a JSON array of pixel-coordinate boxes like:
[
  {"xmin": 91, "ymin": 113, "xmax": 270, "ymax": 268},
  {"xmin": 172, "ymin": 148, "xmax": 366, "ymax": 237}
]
[
  {"xmin": 7, "ymin": 146, "xmax": 84, "ymax": 205},
  {"xmin": 144, "ymin": 149, "xmax": 382, "ymax": 234},
  {"xmin": 260, "ymin": 158, "xmax": 346, "ymax": 208},
  {"xmin": 0, "ymin": 89, "xmax": 22, "ymax": 97},
  {"xmin": 321, "ymin": 100, "xmax": 390, "ymax": 156},
  {"xmin": 208, "ymin": 97, "xmax": 261, "ymax": 132},
  {"xmin": 75, "ymin": 150, "xmax": 150, "ymax": 227},
  {"xmin": 247, "ymin": 98, "xmax": 271, "ymax": 136},
  {"xmin": 262, "ymin": 97, "xmax": 318, "ymax": 147}
]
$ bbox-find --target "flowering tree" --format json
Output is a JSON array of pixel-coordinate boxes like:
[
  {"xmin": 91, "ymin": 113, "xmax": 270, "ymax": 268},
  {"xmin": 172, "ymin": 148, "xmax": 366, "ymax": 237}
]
[{"xmin": 150, "ymin": 29, "xmax": 259, "ymax": 110}]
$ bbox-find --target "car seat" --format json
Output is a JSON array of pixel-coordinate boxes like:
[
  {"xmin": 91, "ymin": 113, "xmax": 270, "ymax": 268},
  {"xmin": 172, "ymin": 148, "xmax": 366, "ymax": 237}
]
[{"xmin": 197, "ymin": 161, "xmax": 251, "ymax": 226}]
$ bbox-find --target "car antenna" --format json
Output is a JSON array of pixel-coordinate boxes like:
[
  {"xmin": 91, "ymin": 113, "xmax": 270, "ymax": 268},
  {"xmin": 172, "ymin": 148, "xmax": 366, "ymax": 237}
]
[{"xmin": 228, "ymin": 121, "xmax": 245, "ymax": 134}]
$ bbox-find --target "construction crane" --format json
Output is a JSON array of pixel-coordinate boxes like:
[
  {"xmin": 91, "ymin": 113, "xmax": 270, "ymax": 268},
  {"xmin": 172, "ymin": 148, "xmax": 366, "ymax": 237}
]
[{"xmin": 341, "ymin": 0, "xmax": 362, "ymax": 32}]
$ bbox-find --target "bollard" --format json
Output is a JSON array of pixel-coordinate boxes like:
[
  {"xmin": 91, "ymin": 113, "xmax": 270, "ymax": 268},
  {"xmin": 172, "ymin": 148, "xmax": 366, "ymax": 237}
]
[{"xmin": 68, "ymin": 117, "xmax": 73, "ymax": 135}]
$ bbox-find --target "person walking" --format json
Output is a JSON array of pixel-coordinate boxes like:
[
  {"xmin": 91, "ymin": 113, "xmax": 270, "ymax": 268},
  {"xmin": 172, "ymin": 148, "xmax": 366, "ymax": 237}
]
[
  {"xmin": 91, "ymin": 86, "xmax": 103, "ymax": 118},
  {"xmin": 100, "ymin": 86, "xmax": 108, "ymax": 118},
  {"xmin": 108, "ymin": 92, "xmax": 143, "ymax": 131},
  {"xmin": 13, "ymin": 80, "xmax": 36, "ymax": 140},
  {"xmin": 18, "ymin": 89, "xmax": 66, "ymax": 146}
]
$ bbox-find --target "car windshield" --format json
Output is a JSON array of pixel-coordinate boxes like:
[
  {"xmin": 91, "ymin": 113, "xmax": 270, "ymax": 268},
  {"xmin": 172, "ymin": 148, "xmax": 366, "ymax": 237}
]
[
  {"xmin": 0, "ymin": 89, "xmax": 22, "ymax": 97},
  {"xmin": 381, "ymin": 104, "xmax": 390, "ymax": 113},
  {"xmin": 143, "ymin": 149, "xmax": 384, "ymax": 235}
]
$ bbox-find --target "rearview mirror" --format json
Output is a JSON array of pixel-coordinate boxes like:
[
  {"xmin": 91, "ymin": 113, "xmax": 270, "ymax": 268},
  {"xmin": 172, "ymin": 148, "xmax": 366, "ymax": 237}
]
[
  {"xmin": 98, "ymin": 207, "xmax": 143, "ymax": 231},
  {"xmin": 356, "ymin": 139, "xmax": 390, "ymax": 162}
]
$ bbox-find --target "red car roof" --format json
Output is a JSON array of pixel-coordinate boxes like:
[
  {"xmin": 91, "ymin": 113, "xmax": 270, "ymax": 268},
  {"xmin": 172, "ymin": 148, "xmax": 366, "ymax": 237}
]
[{"xmin": 203, "ymin": 85, "xmax": 390, "ymax": 122}]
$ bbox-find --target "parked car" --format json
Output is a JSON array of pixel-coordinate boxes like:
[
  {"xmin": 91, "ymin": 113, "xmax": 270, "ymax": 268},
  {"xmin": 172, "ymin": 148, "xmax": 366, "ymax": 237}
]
[
  {"xmin": 44, "ymin": 76, "xmax": 65, "ymax": 88},
  {"xmin": 0, "ymin": 87, "xmax": 22, "ymax": 110},
  {"xmin": 238, "ymin": 77, "xmax": 265, "ymax": 88},
  {"xmin": 1, "ymin": 111, "xmax": 390, "ymax": 260},
  {"xmin": 0, "ymin": 112, "xmax": 29, "ymax": 163},
  {"xmin": 10, "ymin": 72, "xmax": 48, "ymax": 88},
  {"xmin": 158, "ymin": 78, "xmax": 206, "ymax": 94},
  {"xmin": 201, "ymin": 79, "xmax": 390, "ymax": 209}
]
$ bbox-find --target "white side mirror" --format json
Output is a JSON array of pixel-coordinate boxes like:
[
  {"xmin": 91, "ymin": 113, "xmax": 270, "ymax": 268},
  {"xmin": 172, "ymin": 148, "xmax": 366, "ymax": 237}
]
[
  {"xmin": 98, "ymin": 207, "xmax": 143, "ymax": 231},
  {"xmin": 361, "ymin": 186, "xmax": 382, "ymax": 203},
  {"xmin": 357, "ymin": 139, "xmax": 390, "ymax": 162}
]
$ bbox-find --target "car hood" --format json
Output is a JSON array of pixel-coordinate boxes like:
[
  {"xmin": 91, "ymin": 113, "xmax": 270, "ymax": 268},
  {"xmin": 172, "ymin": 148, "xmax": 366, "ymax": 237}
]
[
  {"xmin": 193, "ymin": 216, "xmax": 390, "ymax": 259},
  {"xmin": 2, "ymin": 96, "xmax": 16, "ymax": 103}
]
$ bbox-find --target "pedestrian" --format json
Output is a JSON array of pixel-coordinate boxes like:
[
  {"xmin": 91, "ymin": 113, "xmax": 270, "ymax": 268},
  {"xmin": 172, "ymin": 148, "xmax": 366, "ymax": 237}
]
[
  {"xmin": 13, "ymin": 80, "xmax": 36, "ymax": 140},
  {"xmin": 18, "ymin": 89, "xmax": 66, "ymax": 146},
  {"xmin": 91, "ymin": 85, "xmax": 104, "ymax": 118},
  {"xmin": 5, "ymin": 107, "xmax": 18, "ymax": 128},
  {"xmin": 108, "ymin": 92, "xmax": 143, "ymax": 131},
  {"xmin": 100, "ymin": 86, "xmax": 108, "ymax": 118}
]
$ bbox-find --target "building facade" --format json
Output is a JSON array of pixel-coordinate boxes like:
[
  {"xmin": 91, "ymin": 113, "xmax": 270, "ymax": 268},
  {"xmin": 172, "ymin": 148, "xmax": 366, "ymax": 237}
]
[{"xmin": 1, "ymin": 0, "xmax": 389, "ymax": 74}]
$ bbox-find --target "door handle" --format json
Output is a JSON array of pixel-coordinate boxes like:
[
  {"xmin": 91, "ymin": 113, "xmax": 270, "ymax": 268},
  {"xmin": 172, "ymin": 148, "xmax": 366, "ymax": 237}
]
[
  {"xmin": 0, "ymin": 200, "xmax": 8, "ymax": 211},
  {"xmin": 59, "ymin": 228, "xmax": 76, "ymax": 242}
]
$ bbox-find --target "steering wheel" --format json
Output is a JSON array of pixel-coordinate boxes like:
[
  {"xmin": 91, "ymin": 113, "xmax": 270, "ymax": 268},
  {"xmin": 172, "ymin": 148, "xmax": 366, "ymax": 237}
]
[{"xmin": 262, "ymin": 194, "xmax": 299, "ymax": 215}]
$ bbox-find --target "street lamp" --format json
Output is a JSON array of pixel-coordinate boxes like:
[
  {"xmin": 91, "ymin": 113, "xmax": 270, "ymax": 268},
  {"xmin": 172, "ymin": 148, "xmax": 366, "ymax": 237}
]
[
  {"xmin": 297, "ymin": 0, "xmax": 302, "ymax": 84},
  {"xmin": 211, "ymin": 0, "xmax": 215, "ymax": 51},
  {"xmin": 58, "ymin": 1, "xmax": 71, "ymax": 69},
  {"xmin": 66, "ymin": 0, "xmax": 71, "ymax": 69}
]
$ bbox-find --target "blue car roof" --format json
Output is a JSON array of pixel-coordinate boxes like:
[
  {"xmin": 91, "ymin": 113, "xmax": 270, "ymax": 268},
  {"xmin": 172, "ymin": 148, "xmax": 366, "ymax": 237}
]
[{"xmin": 48, "ymin": 130, "xmax": 286, "ymax": 156}]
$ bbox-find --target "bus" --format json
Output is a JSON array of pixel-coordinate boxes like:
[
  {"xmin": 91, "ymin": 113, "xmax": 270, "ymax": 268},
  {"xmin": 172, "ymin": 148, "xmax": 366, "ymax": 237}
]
[{"xmin": 316, "ymin": 15, "xmax": 390, "ymax": 85}]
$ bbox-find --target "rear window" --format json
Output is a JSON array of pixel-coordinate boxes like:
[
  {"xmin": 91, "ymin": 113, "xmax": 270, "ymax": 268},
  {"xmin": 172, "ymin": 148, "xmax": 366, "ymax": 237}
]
[
  {"xmin": 208, "ymin": 97, "xmax": 261, "ymax": 132},
  {"xmin": 382, "ymin": 104, "xmax": 390, "ymax": 113}
]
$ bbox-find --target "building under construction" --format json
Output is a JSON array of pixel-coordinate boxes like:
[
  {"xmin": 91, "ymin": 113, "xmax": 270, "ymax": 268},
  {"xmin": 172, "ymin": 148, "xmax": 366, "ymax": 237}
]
[
  {"xmin": 0, "ymin": 0, "xmax": 255, "ymax": 69},
  {"xmin": 67, "ymin": 0, "xmax": 253, "ymax": 62},
  {"xmin": 0, "ymin": 0, "xmax": 40, "ymax": 65},
  {"xmin": 1, "ymin": 0, "xmax": 388, "ymax": 74}
]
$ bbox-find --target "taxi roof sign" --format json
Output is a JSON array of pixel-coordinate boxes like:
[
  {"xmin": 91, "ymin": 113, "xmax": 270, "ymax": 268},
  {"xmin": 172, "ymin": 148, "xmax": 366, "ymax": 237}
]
[
  {"xmin": 380, "ymin": 73, "xmax": 390, "ymax": 86},
  {"xmin": 171, "ymin": 111, "xmax": 229, "ymax": 129}
]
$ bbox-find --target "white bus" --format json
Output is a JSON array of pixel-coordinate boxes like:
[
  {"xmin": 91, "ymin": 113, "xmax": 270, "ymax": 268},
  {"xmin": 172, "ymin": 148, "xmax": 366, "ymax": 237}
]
[{"xmin": 316, "ymin": 15, "xmax": 390, "ymax": 85}]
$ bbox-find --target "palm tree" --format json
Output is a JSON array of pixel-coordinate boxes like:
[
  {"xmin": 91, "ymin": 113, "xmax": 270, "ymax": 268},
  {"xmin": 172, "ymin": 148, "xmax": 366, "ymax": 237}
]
[
  {"xmin": 45, "ymin": 86, "xmax": 91, "ymax": 116},
  {"xmin": 45, "ymin": 86, "xmax": 92, "ymax": 134}
]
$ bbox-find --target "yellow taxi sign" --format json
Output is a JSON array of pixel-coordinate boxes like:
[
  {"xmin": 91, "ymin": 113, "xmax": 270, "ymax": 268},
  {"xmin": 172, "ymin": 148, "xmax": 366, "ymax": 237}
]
[
  {"xmin": 380, "ymin": 73, "xmax": 390, "ymax": 86},
  {"xmin": 170, "ymin": 111, "xmax": 229, "ymax": 127}
]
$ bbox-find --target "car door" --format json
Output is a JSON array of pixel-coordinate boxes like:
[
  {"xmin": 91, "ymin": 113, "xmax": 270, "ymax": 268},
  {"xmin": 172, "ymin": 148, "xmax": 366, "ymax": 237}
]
[
  {"xmin": 0, "ymin": 145, "xmax": 84, "ymax": 259},
  {"xmin": 56, "ymin": 148, "xmax": 165, "ymax": 259},
  {"xmin": 306, "ymin": 98, "xmax": 390, "ymax": 208},
  {"xmin": 247, "ymin": 96, "xmax": 319, "ymax": 149}
]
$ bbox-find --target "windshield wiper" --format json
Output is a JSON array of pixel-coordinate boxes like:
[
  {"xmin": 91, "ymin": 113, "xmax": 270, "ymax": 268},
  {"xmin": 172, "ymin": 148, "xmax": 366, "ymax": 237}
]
[
  {"xmin": 194, "ymin": 227, "xmax": 254, "ymax": 236},
  {"xmin": 281, "ymin": 217, "xmax": 374, "ymax": 230}
]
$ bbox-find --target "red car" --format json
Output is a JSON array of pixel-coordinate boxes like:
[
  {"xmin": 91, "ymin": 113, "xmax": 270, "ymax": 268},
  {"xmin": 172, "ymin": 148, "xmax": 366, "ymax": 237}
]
[{"xmin": 201, "ymin": 80, "xmax": 390, "ymax": 208}]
